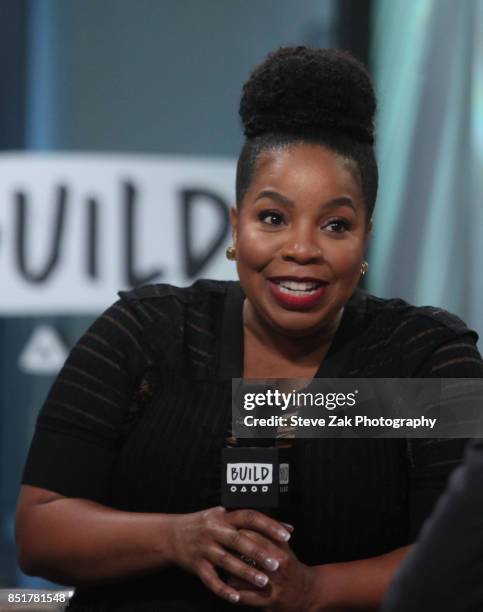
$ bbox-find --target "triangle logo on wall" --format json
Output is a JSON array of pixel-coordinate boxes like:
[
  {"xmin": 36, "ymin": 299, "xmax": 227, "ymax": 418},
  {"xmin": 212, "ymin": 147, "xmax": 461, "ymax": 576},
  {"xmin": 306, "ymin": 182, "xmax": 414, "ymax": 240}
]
[{"xmin": 18, "ymin": 325, "xmax": 69, "ymax": 375}]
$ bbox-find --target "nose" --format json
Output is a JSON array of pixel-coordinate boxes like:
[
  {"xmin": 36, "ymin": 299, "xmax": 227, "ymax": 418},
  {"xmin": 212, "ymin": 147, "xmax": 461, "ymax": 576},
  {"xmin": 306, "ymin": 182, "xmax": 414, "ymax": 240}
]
[{"xmin": 280, "ymin": 224, "xmax": 323, "ymax": 264}]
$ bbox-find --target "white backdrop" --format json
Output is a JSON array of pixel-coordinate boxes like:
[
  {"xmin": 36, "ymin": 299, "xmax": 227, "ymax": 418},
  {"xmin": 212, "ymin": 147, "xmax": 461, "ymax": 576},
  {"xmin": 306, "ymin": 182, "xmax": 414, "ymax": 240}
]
[{"xmin": 0, "ymin": 153, "xmax": 238, "ymax": 315}]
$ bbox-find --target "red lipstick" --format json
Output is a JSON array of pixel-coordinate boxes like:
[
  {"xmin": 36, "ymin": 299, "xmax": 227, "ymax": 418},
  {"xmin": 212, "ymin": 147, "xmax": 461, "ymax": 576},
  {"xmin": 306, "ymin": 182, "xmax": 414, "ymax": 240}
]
[{"xmin": 267, "ymin": 279, "xmax": 327, "ymax": 310}]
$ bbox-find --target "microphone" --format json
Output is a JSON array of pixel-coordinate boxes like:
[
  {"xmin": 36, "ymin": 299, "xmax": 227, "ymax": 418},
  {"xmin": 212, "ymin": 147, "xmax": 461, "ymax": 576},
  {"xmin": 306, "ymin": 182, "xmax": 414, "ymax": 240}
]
[
  {"xmin": 221, "ymin": 382, "xmax": 294, "ymax": 522},
  {"xmin": 221, "ymin": 445, "xmax": 292, "ymax": 521}
]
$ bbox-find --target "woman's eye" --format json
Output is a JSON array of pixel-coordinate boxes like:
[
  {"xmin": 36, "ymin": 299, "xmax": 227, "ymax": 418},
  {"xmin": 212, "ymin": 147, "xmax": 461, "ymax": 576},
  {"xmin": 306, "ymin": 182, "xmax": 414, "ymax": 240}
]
[
  {"xmin": 259, "ymin": 211, "xmax": 285, "ymax": 225},
  {"xmin": 324, "ymin": 219, "xmax": 350, "ymax": 233}
]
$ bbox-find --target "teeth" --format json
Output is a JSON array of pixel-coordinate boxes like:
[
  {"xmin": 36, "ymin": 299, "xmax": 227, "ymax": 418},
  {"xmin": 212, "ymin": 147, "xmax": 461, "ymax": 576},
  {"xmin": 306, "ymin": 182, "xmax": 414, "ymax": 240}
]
[
  {"xmin": 276, "ymin": 280, "xmax": 321, "ymax": 291},
  {"xmin": 277, "ymin": 285, "xmax": 319, "ymax": 296}
]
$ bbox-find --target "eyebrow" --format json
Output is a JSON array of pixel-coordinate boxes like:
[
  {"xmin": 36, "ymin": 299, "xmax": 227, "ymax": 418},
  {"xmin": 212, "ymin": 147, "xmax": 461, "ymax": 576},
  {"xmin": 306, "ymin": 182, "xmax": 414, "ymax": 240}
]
[{"xmin": 254, "ymin": 190, "xmax": 357, "ymax": 213}]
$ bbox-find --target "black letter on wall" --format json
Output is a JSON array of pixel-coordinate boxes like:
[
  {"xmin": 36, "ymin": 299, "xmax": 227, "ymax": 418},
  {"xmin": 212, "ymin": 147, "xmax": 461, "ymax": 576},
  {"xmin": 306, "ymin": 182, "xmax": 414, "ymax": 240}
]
[
  {"xmin": 181, "ymin": 188, "xmax": 230, "ymax": 278},
  {"xmin": 124, "ymin": 181, "xmax": 163, "ymax": 287},
  {"xmin": 15, "ymin": 185, "xmax": 67, "ymax": 283},
  {"xmin": 87, "ymin": 197, "xmax": 98, "ymax": 279}
]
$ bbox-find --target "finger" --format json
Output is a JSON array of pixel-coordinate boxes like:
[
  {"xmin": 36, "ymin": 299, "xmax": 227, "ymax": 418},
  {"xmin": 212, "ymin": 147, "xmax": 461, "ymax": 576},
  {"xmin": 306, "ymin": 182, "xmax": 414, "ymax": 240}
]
[
  {"xmin": 207, "ymin": 545, "xmax": 270, "ymax": 589},
  {"xmin": 227, "ymin": 569, "xmax": 273, "ymax": 608},
  {"xmin": 281, "ymin": 522, "xmax": 295, "ymax": 533},
  {"xmin": 197, "ymin": 560, "xmax": 240, "ymax": 605},
  {"xmin": 238, "ymin": 587, "xmax": 273, "ymax": 608},
  {"xmin": 203, "ymin": 505, "xmax": 226, "ymax": 518},
  {"xmin": 218, "ymin": 528, "xmax": 288, "ymax": 573},
  {"xmin": 227, "ymin": 574, "xmax": 272, "ymax": 599},
  {"xmin": 227, "ymin": 576, "xmax": 254, "ymax": 590},
  {"xmin": 228, "ymin": 580, "xmax": 272, "ymax": 609},
  {"xmin": 228, "ymin": 576, "xmax": 272, "ymax": 604},
  {"xmin": 239, "ymin": 529, "xmax": 273, "ymax": 545},
  {"xmin": 240, "ymin": 528, "xmax": 292, "ymax": 555},
  {"xmin": 227, "ymin": 509, "xmax": 292, "ymax": 543}
]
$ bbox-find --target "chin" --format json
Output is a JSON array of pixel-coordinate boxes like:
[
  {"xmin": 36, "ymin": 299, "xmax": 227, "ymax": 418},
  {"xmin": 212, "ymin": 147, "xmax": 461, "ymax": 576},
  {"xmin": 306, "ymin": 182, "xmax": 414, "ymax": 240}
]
[
  {"xmin": 268, "ymin": 311, "xmax": 333, "ymax": 338},
  {"xmin": 277, "ymin": 326, "xmax": 320, "ymax": 339}
]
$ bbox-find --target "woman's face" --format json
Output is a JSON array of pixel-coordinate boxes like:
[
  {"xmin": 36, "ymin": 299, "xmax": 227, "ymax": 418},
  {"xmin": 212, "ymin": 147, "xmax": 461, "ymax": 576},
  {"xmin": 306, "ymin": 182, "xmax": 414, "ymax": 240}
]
[{"xmin": 231, "ymin": 143, "xmax": 372, "ymax": 338}]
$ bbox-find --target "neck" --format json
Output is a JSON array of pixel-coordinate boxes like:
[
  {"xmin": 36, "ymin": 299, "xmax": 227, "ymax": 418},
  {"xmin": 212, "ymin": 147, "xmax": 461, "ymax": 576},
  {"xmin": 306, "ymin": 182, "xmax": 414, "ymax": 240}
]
[{"xmin": 243, "ymin": 300, "xmax": 343, "ymax": 364}]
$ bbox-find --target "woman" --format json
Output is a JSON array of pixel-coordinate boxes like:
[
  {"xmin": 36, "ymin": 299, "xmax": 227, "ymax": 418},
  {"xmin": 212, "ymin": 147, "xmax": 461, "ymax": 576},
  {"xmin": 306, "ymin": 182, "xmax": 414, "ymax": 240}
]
[{"xmin": 16, "ymin": 47, "xmax": 482, "ymax": 611}]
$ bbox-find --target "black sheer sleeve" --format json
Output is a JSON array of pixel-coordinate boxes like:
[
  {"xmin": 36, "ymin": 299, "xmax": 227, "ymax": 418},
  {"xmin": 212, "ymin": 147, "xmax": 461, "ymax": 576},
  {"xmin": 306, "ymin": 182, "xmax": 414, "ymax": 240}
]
[{"xmin": 21, "ymin": 299, "xmax": 151, "ymax": 502}]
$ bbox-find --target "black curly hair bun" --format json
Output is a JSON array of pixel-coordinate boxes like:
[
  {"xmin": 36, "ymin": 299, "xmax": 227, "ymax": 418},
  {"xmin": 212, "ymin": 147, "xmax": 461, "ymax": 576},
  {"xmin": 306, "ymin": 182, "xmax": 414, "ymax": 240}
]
[{"xmin": 240, "ymin": 46, "xmax": 376, "ymax": 144}]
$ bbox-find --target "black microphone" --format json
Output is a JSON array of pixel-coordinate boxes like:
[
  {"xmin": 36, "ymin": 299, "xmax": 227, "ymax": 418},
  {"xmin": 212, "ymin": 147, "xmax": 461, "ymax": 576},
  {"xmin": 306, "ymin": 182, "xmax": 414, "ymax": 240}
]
[
  {"xmin": 221, "ymin": 445, "xmax": 292, "ymax": 520},
  {"xmin": 221, "ymin": 382, "xmax": 294, "ymax": 522}
]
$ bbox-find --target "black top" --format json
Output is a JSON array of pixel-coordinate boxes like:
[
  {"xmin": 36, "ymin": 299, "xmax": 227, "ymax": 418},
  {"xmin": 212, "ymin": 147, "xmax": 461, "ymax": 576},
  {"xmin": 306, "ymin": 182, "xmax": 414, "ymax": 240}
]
[{"xmin": 22, "ymin": 280, "xmax": 483, "ymax": 611}]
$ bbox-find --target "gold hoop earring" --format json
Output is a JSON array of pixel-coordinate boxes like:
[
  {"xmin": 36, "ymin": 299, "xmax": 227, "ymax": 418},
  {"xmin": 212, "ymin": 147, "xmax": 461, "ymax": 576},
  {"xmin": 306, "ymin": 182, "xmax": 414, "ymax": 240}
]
[
  {"xmin": 360, "ymin": 260, "xmax": 369, "ymax": 276},
  {"xmin": 225, "ymin": 245, "xmax": 236, "ymax": 261}
]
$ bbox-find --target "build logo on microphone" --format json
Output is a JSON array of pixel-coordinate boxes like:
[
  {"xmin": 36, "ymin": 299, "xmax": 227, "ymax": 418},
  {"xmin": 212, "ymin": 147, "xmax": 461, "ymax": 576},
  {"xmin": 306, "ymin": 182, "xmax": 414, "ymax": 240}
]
[
  {"xmin": 227, "ymin": 462, "xmax": 273, "ymax": 493},
  {"xmin": 221, "ymin": 448, "xmax": 290, "ymax": 509}
]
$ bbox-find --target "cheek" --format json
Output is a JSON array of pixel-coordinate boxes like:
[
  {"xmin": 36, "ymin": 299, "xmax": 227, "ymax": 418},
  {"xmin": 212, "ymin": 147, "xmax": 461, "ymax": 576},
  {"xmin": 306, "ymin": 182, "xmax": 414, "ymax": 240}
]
[
  {"xmin": 236, "ymin": 226, "xmax": 276, "ymax": 269},
  {"xmin": 321, "ymin": 237, "xmax": 365, "ymax": 274}
]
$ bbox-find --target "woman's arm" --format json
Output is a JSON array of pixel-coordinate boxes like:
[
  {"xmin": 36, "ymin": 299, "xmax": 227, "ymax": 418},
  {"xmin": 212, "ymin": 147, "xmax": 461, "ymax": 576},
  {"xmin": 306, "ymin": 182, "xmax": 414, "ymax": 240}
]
[
  {"xmin": 228, "ymin": 530, "xmax": 411, "ymax": 611},
  {"xmin": 16, "ymin": 485, "xmax": 180, "ymax": 585},
  {"xmin": 309, "ymin": 545, "xmax": 411, "ymax": 611},
  {"xmin": 16, "ymin": 485, "xmax": 292, "ymax": 605}
]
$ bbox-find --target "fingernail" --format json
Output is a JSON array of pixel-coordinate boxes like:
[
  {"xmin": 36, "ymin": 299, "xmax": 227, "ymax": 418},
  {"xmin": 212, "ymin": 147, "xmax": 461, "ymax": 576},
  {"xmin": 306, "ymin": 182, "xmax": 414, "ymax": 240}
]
[
  {"xmin": 281, "ymin": 522, "xmax": 295, "ymax": 532},
  {"xmin": 255, "ymin": 573, "xmax": 269, "ymax": 587},
  {"xmin": 228, "ymin": 593, "xmax": 240, "ymax": 603},
  {"xmin": 277, "ymin": 528, "xmax": 291, "ymax": 541},
  {"xmin": 263, "ymin": 557, "xmax": 279, "ymax": 571}
]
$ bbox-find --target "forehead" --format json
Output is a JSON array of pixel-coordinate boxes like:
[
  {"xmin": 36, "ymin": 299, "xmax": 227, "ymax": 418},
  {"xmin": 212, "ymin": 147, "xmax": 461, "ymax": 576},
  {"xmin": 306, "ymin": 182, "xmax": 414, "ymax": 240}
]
[{"xmin": 249, "ymin": 143, "xmax": 362, "ymax": 202}]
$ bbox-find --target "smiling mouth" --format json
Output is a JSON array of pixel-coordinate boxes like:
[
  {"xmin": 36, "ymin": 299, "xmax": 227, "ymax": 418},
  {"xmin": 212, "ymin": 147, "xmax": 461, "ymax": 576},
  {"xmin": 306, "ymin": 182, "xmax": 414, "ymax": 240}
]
[
  {"xmin": 270, "ymin": 279, "xmax": 327, "ymax": 295},
  {"xmin": 267, "ymin": 278, "xmax": 328, "ymax": 309}
]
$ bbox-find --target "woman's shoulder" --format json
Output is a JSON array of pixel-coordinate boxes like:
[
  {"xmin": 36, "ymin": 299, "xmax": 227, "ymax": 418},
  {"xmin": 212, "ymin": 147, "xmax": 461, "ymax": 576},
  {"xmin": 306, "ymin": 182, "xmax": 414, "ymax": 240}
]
[
  {"xmin": 356, "ymin": 289, "xmax": 477, "ymax": 340},
  {"xmin": 115, "ymin": 279, "xmax": 234, "ymax": 366},
  {"xmin": 117, "ymin": 278, "xmax": 231, "ymax": 324},
  {"xmin": 119, "ymin": 278, "xmax": 230, "ymax": 304},
  {"xmin": 347, "ymin": 290, "xmax": 481, "ymax": 376}
]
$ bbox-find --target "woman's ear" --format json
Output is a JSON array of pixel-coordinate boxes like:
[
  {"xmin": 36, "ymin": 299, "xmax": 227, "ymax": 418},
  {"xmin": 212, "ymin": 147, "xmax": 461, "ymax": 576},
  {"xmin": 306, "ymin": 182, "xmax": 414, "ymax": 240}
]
[{"xmin": 230, "ymin": 206, "xmax": 238, "ymax": 246}]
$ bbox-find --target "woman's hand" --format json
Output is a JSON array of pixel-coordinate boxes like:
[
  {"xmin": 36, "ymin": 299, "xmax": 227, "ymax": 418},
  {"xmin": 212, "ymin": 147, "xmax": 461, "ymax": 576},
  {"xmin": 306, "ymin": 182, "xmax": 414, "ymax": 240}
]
[
  {"xmin": 169, "ymin": 506, "xmax": 292, "ymax": 605},
  {"xmin": 227, "ymin": 529, "xmax": 319, "ymax": 611}
]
